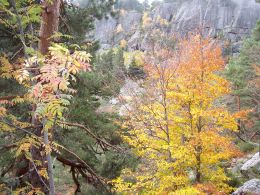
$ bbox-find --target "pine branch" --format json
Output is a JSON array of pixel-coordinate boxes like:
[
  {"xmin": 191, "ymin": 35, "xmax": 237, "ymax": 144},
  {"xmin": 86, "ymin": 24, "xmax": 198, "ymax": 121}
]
[
  {"xmin": 0, "ymin": 143, "xmax": 17, "ymax": 151},
  {"xmin": 9, "ymin": 0, "xmax": 28, "ymax": 58}
]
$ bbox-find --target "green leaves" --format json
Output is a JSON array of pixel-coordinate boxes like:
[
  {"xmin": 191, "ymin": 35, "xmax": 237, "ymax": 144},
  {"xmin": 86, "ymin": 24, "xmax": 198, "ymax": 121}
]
[
  {"xmin": 253, "ymin": 20, "xmax": 260, "ymax": 41},
  {"xmin": 0, "ymin": 0, "xmax": 9, "ymax": 7},
  {"xmin": 0, "ymin": 0, "xmax": 41, "ymax": 55}
]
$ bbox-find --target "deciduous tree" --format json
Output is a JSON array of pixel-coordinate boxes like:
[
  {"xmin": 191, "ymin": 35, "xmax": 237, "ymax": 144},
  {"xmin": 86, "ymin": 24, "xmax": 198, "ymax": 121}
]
[{"xmin": 112, "ymin": 34, "xmax": 241, "ymax": 194}]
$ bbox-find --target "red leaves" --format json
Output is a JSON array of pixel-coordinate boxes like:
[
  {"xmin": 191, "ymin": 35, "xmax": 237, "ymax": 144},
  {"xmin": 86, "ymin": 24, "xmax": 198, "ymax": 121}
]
[{"xmin": 78, "ymin": 61, "xmax": 91, "ymax": 72}]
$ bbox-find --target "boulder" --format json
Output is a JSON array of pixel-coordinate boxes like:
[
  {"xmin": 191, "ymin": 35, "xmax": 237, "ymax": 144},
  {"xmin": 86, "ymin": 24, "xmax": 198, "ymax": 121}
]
[
  {"xmin": 241, "ymin": 152, "xmax": 260, "ymax": 178},
  {"xmin": 232, "ymin": 179, "xmax": 260, "ymax": 195}
]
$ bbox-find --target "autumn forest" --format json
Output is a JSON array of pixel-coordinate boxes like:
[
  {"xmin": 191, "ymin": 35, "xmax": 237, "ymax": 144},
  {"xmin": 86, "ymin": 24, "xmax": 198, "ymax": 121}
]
[{"xmin": 0, "ymin": 0, "xmax": 259, "ymax": 195}]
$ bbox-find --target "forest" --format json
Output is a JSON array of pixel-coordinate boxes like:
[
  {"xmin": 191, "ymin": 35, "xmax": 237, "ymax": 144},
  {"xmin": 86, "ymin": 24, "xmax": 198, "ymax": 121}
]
[{"xmin": 0, "ymin": 0, "xmax": 259, "ymax": 194}]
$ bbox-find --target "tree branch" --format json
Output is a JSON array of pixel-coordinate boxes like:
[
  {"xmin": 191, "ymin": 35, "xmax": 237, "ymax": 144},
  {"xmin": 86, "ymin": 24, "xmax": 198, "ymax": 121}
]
[
  {"xmin": 236, "ymin": 132, "xmax": 260, "ymax": 147},
  {"xmin": 57, "ymin": 121, "xmax": 122, "ymax": 152}
]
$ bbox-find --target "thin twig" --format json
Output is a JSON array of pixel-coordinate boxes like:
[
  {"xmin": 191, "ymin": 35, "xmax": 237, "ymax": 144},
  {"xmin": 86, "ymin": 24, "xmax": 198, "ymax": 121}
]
[{"xmin": 30, "ymin": 156, "xmax": 50, "ymax": 191}]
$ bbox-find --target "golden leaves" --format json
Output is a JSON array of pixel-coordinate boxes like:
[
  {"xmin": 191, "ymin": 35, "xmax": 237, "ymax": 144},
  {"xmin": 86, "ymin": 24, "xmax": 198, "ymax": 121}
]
[
  {"xmin": 142, "ymin": 12, "xmax": 152, "ymax": 28},
  {"xmin": 13, "ymin": 185, "xmax": 44, "ymax": 195},
  {"xmin": 113, "ymin": 34, "xmax": 241, "ymax": 194},
  {"xmin": 15, "ymin": 137, "xmax": 40, "ymax": 160},
  {"xmin": 0, "ymin": 45, "xmax": 92, "ymax": 187},
  {"xmin": 15, "ymin": 69, "xmax": 30, "ymax": 84},
  {"xmin": 38, "ymin": 168, "xmax": 49, "ymax": 179},
  {"xmin": 0, "ymin": 122, "xmax": 15, "ymax": 132},
  {"xmin": 0, "ymin": 107, "xmax": 7, "ymax": 117},
  {"xmin": 155, "ymin": 15, "xmax": 169, "ymax": 27},
  {"xmin": 123, "ymin": 50, "xmax": 145, "ymax": 67},
  {"xmin": 120, "ymin": 39, "xmax": 127, "ymax": 48},
  {"xmin": 0, "ymin": 56, "xmax": 13, "ymax": 79}
]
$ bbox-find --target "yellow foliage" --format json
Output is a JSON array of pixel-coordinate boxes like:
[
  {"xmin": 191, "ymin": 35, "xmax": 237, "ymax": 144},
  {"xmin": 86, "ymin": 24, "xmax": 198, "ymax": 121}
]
[
  {"xmin": 156, "ymin": 15, "xmax": 169, "ymax": 26},
  {"xmin": 123, "ymin": 50, "xmax": 145, "ymax": 67},
  {"xmin": 171, "ymin": 187, "xmax": 201, "ymax": 195},
  {"xmin": 38, "ymin": 168, "xmax": 49, "ymax": 179},
  {"xmin": 0, "ymin": 122, "xmax": 15, "ymax": 132},
  {"xmin": 0, "ymin": 57, "xmax": 13, "ymax": 79},
  {"xmin": 0, "ymin": 107, "xmax": 7, "ymax": 116},
  {"xmin": 120, "ymin": 39, "xmax": 128, "ymax": 48},
  {"xmin": 0, "ymin": 184, "xmax": 6, "ymax": 192},
  {"xmin": 142, "ymin": 12, "xmax": 152, "ymax": 28},
  {"xmin": 113, "ymin": 34, "xmax": 241, "ymax": 194},
  {"xmin": 13, "ymin": 185, "xmax": 44, "ymax": 195}
]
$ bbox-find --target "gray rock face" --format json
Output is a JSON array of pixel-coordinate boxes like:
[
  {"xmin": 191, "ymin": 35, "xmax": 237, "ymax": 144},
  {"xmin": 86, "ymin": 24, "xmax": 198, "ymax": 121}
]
[
  {"xmin": 93, "ymin": 11, "xmax": 142, "ymax": 49},
  {"xmin": 166, "ymin": 0, "xmax": 260, "ymax": 38},
  {"xmin": 92, "ymin": 0, "xmax": 260, "ymax": 50},
  {"xmin": 91, "ymin": 16, "xmax": 117, "ymax": 49},
  {"xmin": 96, "ymin": 79, "xmax": 144, "ymax": 116},
  {"xmin": 241, "ymin": 152, "xmax": 260, "ymax": 178},
  {"xmin": 232, "ymin": 179, "xmax": 260, "ymax": 195}
]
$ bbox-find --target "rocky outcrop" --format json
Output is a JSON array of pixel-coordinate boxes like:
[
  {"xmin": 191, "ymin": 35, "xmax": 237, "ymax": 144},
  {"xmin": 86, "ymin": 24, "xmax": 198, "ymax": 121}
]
[
  {"xmin": 232, "ymin": 179, "xmax": 260, "ymax": 195},
  {"xmin": 93, "ymin": 0, "xmax": 260, "ymax": 50},
  {"xmin": 92, "ymin": 11, "xmax": 142, "ymax": 50},
  {"xmin": 230, "ymin": 153, "xmax": 254, "ymax": 175},
  {"xmin": 163, "ymin": 0, "xmax": 260, "ymax": 39},
  {"xmin": 96, "ymin": 79, "xmax": 144, "ymax": 116},
  {"xmin": 241, "ymin": 152, "xmax": 260, "ymax": 178},
  {"xmin": 231, "ymin": 153, "xmax": 260, "ymax": 195}
]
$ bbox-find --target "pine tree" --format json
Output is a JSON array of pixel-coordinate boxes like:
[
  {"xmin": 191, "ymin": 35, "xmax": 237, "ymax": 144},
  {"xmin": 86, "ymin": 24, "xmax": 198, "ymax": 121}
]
[
  {"xmin": 0, "ymin": 0, "xmax": 122, "ymax": 194},
  {"xmin": 225, "ymin": 20, "xmax": 260, "ymax": 143}
]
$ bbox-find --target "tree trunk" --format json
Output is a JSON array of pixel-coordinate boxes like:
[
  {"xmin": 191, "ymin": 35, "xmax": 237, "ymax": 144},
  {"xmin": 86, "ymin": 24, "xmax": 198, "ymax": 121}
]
[
  {"xmin": 195, "ymin": 116, "xmax": 202, "ymax": 183},
  {"xmin": 39, "ymin": 0, "xmax": 61, "ymax": 55},
  {"xmin": 237, "ymin": 95, "xmax": 241, "ymax": 131},
  {"xmin": 195, "ymin": 151, "xmax": 201, "ymax": 183}
]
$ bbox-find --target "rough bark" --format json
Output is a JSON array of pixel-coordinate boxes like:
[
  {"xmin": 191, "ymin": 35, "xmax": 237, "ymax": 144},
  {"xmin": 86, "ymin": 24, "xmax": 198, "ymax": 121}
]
[{"xmin": 39, "ymin": 0, "xmax": 61, "ymax": 55}]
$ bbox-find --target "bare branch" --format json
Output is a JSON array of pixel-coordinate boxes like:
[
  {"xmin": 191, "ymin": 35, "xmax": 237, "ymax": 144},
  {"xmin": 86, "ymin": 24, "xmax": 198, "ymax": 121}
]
[{"xmin": 57, "ymin": 121, "xmax": 122, "ymax": 152}]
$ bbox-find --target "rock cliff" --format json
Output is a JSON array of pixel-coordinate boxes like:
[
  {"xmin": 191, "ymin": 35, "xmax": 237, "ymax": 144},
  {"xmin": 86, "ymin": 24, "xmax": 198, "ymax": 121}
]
[{"xmin": 92, "ymin": 0, "xmax": 260, "ymax": 51}]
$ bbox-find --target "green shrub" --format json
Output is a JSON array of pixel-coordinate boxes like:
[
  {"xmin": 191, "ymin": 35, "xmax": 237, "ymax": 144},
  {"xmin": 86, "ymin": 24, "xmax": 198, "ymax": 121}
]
[
  {"xmin": 237, "ymin": 141, "xmax": 255, "ymax": 153},
  {"xmin": 226, "ymin": 170, "xmax": 244, "ymax": 188}
]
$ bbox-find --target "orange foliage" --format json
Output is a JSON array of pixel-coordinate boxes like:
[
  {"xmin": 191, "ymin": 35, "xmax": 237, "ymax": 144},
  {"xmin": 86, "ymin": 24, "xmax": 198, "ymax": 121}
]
[{"xmin": 113, "ymin": 34, "xmax": 241, "ymax": 194}]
